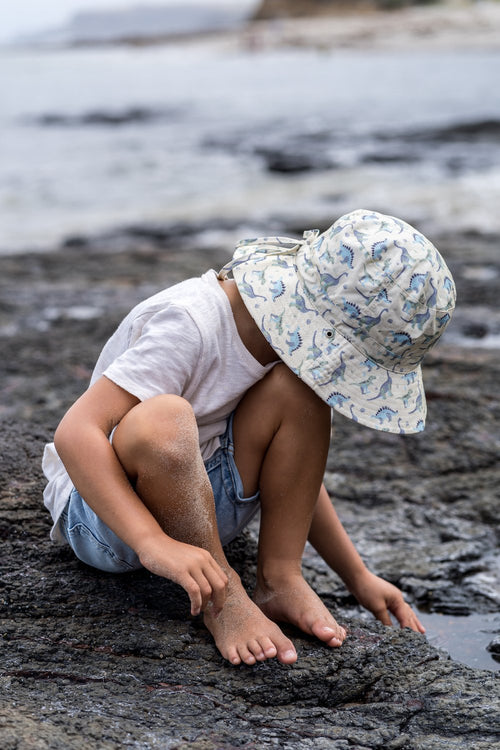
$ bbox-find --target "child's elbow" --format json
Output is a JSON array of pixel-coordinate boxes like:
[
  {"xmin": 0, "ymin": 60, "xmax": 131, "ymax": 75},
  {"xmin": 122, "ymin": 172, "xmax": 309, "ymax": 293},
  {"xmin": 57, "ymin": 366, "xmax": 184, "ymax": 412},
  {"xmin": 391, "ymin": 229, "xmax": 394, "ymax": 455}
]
[
  {"xmin": 54, "ymin": 418, "xmax": 69, "ymax": 457},
  {"xmin": 53, "ymin": 411, "xmax": 76, "ymax": 460}
]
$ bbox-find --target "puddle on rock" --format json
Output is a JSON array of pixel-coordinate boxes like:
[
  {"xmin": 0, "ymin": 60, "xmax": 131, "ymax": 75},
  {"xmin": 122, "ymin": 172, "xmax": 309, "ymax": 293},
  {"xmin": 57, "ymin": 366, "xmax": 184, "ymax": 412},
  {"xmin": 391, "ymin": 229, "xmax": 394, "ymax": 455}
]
[{"xmin": 418, "ymin": 611, "xmax": 500, "ymax": 671}]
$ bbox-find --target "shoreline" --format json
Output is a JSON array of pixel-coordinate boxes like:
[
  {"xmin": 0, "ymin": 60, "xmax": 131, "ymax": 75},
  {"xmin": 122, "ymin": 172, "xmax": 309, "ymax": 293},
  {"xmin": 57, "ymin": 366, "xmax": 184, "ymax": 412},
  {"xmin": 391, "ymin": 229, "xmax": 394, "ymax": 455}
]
[
  {"xmin": 5, "ymin": 2, "xmax": 500, "ymax": 54},
  {"xmin": 3, "ymin": 6, "xmax": 500, "ymax": 256}
]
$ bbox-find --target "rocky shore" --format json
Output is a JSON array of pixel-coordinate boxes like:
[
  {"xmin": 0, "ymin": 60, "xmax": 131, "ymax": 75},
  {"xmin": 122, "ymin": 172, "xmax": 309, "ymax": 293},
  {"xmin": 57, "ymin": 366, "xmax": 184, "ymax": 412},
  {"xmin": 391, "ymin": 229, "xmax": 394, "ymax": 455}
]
[
  {"xmin": 0, "ymin": 219, "xmax": 499, "ymax": 748},
  {"xmin": 241, "ymin": 1, "xmax": 500, "ymax": 53}
]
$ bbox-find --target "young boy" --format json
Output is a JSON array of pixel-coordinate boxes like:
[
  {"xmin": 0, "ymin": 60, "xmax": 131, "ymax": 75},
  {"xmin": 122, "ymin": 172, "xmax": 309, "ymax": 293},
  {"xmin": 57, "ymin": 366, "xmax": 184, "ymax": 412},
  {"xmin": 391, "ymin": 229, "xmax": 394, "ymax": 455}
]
[{"xmin": 43, "ymin": 209, "xmax": 456, "ymax": 667}]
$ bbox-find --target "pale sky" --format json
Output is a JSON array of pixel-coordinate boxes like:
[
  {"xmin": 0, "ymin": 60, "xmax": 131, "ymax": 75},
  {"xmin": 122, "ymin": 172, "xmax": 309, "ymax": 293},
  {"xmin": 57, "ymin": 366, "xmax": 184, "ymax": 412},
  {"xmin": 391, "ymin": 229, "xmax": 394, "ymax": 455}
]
[{"xmin": 0, "ymin": 0, "xmax": 247, "ymax": 42}]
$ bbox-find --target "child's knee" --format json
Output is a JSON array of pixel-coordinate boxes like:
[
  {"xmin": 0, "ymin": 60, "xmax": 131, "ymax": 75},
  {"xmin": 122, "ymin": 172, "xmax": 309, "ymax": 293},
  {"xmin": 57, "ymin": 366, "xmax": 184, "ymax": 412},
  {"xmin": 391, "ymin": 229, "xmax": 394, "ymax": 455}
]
[
  {"xmin": 262, "ymin": 362, "xmax": 299, "ymax": 392},
  {"xmin": 113, "ymin": 394, "xmax": 199, "ymax": 472},
  {"xmin": 263, "ymin": 364, "xmax": 330, "ymax": 419}
]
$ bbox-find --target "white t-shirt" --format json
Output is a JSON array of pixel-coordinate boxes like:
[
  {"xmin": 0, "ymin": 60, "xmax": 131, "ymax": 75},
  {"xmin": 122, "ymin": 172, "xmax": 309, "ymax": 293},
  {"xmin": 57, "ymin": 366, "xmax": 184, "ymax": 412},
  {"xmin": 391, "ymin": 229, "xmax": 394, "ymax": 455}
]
[{"xmin": 42, "ymin": 270, "xmax": 277, "ymax": 542}]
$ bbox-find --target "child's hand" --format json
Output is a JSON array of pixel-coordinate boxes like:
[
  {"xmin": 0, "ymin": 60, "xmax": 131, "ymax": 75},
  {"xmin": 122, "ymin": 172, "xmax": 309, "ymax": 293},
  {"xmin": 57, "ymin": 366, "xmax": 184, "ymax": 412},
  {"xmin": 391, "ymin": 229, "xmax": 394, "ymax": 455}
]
[
  {"xmin": 350, "ymin": 569, "xmax": 425, "ymax": 634},
  {"xmin": 137, "ymin": 534, "xmax": 229, "ymax": 617}
]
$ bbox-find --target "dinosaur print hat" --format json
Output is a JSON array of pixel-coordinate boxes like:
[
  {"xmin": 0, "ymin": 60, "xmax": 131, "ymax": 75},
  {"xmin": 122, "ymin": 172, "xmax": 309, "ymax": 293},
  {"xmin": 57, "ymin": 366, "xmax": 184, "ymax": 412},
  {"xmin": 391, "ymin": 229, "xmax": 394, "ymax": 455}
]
[{"xmin": 219, "ymin": 209, "xmax": 456, "ymax": 434}]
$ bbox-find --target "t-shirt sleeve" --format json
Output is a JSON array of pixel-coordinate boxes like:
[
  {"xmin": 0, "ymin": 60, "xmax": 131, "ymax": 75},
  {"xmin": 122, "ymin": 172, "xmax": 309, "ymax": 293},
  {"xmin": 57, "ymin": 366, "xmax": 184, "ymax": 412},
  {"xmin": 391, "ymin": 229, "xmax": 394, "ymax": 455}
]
[{"xmin": 102, "ymin": 304, "xmax": 202, "ymax": 401}]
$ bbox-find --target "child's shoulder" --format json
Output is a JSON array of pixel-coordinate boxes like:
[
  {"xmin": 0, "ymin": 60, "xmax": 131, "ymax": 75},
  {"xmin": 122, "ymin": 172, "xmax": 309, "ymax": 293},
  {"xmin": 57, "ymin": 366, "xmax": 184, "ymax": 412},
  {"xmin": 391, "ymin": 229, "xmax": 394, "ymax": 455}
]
[
  {"xmin": 119, "ymin": 270, "xmax": 231, "ymax": 344},
  {"xmin": 129, "ymin": 270, "xmax": 219, "ymax": 318}
]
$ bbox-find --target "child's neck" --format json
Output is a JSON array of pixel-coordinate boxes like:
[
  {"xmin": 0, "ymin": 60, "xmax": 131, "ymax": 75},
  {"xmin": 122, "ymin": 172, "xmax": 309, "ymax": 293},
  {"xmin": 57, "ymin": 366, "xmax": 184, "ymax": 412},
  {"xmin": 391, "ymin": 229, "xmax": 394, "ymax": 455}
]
[{"xmin": 218, "ymin": 278, "xmax": 279, "ymax": 367}]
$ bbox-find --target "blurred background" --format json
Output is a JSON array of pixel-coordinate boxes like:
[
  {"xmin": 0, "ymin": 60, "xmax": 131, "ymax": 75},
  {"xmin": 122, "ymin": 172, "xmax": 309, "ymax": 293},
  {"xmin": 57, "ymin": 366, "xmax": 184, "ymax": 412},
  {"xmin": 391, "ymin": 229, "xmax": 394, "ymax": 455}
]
[{"xmin": 1, "ymin": 0, "xmax": 500, "ymax": 255}]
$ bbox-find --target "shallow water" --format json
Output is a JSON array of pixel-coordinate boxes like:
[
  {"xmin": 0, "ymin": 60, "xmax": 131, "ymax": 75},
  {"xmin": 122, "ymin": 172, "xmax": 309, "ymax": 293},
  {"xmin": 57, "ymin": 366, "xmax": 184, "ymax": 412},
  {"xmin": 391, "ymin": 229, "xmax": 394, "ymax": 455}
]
[
  {"xmin": 1, "ymin": 41, "xmax": 500, "ymax": 252},
  {"xmin": 418, "ymin": 611, "xmax": 500, "ymax": 672}
]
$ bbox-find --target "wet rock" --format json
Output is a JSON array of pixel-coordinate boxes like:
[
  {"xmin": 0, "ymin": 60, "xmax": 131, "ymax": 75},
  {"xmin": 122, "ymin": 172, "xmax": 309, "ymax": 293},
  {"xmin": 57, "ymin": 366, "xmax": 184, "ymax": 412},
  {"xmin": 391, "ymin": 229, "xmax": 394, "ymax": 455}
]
[
  {"xmin": 204, "ymin": 115, "xmax": 500, "ymax": 179},
  {"xmin": 487, "ymin": 636, "xmax": 500, "ymax": 659},
  {"xmin": 255, "ymin": 146, "xmax": 335, "ymax": 173},
  {"xmin": 1, "ymin": 229, "xmax": 499, "ymax": 747},
  {"xmin": 30, "ymin": 106, "xmax": 181, "ymax": 128},
  {"xmin": 394, "ymin": 118, "xmax": 500, "ymax": 143},
  {"xmin": 461, "ymin": 321, "xmax": 489, "ymax": 339}
]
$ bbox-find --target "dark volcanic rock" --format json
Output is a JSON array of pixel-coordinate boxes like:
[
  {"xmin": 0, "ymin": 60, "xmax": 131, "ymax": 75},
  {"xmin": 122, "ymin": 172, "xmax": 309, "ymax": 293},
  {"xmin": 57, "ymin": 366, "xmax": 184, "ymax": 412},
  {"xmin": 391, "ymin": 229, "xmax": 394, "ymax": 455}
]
[
  {"xmin": 33, "ymin": 106, "xmax": 168, "ymax": 127},
  {"xmin": 1, "ymin": 229, "xmax": 499, "ymax": 748},
  {"xmin": 203, "ymin": 116, "xmax": 500, "ymax": 178},
  {"xmin": 255, "ymin": 145, "xmax": 335, "ymax": 173}
]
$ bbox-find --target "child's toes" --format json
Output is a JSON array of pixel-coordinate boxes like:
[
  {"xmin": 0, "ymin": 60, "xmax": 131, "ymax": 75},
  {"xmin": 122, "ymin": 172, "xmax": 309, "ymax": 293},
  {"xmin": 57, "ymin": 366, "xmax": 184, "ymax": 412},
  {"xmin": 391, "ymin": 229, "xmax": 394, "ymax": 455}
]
[
  {"xmin": 278, "ymin": 647, "xmax": 298, "ymax": 665},
  {"xmin": 325, "ymin": 634, "xmax": 344, "ymax": 647},
  {"xmin": 247, "ymin": 639, "xmax": 266, "ymax": 661},
  {"xmin": 238, "ymin": 645, "xmax": 257, "ymax": 665},
  {"xmin": 259, "ymin": 637, "xmax": 278, "ymax": 659},
  {"xmin": 227, "ymin": 646, "xmax": 242, "ymax": 666},
  {"xmin": 311, "ymin": 620, "xmax": 346, "ymax": 646}
]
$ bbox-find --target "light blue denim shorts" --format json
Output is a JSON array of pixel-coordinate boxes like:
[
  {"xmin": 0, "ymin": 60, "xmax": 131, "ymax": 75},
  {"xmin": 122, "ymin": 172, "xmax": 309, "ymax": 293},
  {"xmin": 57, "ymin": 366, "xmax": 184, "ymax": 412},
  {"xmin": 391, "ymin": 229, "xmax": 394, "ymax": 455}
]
[{"xmin": 58, "ymin": 414, "xmax": 260, "ymax": 573}]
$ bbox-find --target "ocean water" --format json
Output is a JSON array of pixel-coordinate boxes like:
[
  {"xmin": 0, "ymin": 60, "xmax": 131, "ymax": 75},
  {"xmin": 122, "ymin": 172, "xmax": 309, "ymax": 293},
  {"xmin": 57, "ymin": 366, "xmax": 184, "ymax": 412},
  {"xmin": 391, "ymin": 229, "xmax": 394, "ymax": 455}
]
[
  {"xmin": 1, "ymin": 39, "xmax": 500, "ymax": 253},
  {"xmin": 418, "ymin": 611, "xmax": 500, "ymax": 672}
]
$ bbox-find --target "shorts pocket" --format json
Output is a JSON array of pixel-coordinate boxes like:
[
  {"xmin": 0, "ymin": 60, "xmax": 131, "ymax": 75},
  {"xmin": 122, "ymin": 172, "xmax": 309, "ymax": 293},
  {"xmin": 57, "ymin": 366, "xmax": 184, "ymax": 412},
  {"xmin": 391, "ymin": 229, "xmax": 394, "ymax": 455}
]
[{"xmin": 66, "ymin": 522, "xmax": 137, "ymax": 573}]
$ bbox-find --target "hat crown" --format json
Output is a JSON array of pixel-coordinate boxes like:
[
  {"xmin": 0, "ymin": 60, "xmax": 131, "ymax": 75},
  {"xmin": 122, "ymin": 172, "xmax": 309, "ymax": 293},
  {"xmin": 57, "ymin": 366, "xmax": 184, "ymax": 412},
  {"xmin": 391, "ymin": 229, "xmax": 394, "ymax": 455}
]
[{"xmin": 296, "ymin": 210, "xmax": 456, "ymax": 373}]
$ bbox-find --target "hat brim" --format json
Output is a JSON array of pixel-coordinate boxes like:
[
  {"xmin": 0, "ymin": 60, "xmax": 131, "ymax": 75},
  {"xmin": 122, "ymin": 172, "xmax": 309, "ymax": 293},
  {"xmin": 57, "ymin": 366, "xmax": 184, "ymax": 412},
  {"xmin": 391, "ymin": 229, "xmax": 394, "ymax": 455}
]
[{"xmin": 232, "ymin": 259, "xmax": 426, "ymax": 434}]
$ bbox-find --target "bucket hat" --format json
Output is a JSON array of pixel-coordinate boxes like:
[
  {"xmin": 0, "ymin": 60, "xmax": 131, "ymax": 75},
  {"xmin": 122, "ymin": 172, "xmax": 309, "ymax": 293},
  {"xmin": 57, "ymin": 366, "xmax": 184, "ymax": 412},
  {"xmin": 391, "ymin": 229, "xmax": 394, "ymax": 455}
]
[{"xmin": 219, "ymin": 209, "xmax": 456, "ymax": 434}]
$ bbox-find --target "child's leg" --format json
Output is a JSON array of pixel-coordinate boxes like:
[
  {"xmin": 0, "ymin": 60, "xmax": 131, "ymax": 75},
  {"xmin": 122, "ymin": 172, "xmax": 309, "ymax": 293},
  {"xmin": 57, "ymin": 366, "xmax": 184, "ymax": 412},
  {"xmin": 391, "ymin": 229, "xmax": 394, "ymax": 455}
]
[
  {"xmin": 111, "ymin": 394, "xmax": 297, "ymax": 666},
  {"xmin": 232, "ymin": 364, "xmax": 347, "ymax": 646}
]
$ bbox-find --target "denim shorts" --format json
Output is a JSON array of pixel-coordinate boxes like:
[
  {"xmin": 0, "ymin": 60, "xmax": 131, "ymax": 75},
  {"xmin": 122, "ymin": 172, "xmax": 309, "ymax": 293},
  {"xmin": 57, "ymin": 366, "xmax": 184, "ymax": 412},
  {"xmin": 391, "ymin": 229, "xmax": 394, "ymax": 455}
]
[{"xmin": 58, "ymin": 414, "xmax": 260, "ymax": 573}]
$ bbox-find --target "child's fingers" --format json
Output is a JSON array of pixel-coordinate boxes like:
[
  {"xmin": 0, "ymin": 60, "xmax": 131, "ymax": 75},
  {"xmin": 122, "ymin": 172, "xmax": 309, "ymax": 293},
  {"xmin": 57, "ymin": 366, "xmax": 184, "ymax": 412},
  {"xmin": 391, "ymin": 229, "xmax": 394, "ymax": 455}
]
[
  {"xmin": 187, "ymin": 562, "xmax": 228, "ymax": 616},
  {"xmin": 373, "ymin": 606, "xmax": 393, "ymax": 627},
  {"xmin": 197, "ymin": 565, "xmax": 227, "ymax": 615},
  {"xmin": 182, "ymin": 574, "xmax": 205, "ymax": 616},
  {"xmin": 403, "ymin": 608, "xmax": 426, "ymax": 634},
  {"xmin": 206, "ymin": 560, "xmax": 228, "ymax": 613},
  {"xmin": 390, "ymin": 599, "xmax": 426, "ymax": 633}
]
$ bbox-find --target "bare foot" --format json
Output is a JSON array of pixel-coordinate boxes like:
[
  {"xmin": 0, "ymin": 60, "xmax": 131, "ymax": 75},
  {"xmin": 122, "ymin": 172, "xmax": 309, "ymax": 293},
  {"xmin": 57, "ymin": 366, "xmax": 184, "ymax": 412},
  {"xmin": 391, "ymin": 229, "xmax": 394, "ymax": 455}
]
[
  {"xmin": 254, "ymin": 574, "xmax": 347, "ymax": 648},
  {"xmin": 203, "ymin": 571, "xmax": 297, "ymax": 666}
]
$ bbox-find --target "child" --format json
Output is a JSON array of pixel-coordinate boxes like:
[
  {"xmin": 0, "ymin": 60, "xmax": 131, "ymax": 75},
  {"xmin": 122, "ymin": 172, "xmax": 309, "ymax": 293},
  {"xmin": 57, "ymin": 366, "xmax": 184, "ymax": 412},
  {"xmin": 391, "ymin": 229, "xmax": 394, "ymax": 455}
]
[{"xmin": 43, "ymin": 209, "xmax": 456, "ymax": 666}]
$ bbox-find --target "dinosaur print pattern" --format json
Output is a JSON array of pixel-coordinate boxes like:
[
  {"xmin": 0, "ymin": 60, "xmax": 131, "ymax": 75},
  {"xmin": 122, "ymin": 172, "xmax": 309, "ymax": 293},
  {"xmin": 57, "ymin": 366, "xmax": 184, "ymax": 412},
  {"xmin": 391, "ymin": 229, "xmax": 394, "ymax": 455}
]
[
  {"xmin": 286, "ymin": 328, "xmax": 303, "ymax": 355},
  {"xmin": 219, "ymin": 208, "xmax": 456, "ymax": 435},
  {"xmin": 338, "ymin": 242, "xmax": 354, "ymax": 268},
  {"xmin": 270, "ymin": 279, "xmax": 286, "ymax": 301},
  {"xmin": 375, "ymin": 406, "xmax": 398, "ymax": 424}
]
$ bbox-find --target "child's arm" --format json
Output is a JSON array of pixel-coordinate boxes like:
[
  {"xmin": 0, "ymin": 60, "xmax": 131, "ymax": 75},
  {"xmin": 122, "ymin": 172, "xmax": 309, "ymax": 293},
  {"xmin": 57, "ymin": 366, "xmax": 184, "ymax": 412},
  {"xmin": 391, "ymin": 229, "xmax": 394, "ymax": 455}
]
[
  {"xmin": 54, "ymin": 376, "xmax": 228, "ymax": 616},
  {"xmin": 308, "ymin": 484, "xmax": 425, "ymax": 633}
]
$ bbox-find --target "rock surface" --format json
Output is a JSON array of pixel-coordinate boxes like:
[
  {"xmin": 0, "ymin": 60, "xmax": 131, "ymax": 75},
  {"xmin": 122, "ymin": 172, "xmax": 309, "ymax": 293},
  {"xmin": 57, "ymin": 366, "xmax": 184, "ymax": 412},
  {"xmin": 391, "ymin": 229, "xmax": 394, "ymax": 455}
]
[{"xmin": 1, "ymin": 227, "xmax": 499, "ymax": 748}]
